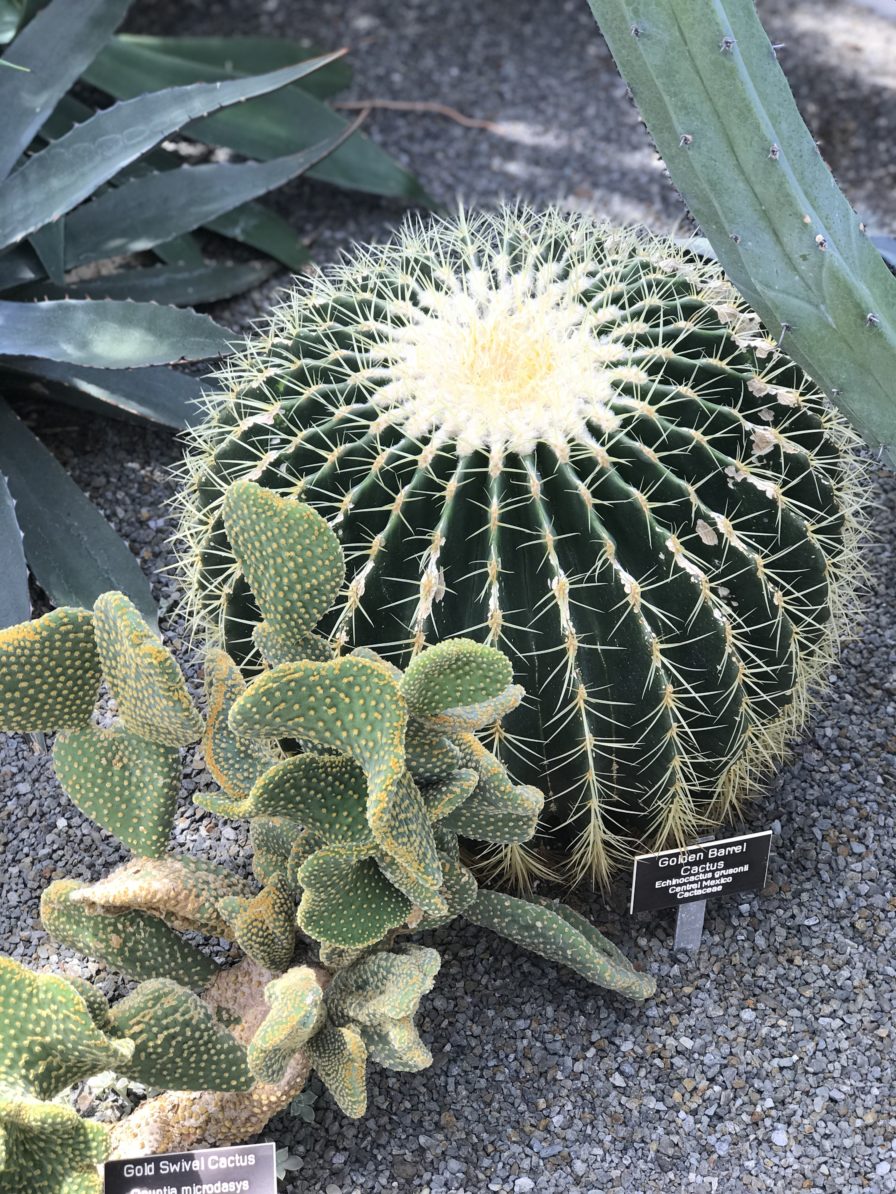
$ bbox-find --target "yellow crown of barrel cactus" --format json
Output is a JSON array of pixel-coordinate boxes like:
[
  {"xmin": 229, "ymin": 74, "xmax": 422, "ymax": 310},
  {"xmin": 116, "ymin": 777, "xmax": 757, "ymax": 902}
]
[{"xmin": 176, "ymin": 205, "xmax": 866, "ymax": 887}]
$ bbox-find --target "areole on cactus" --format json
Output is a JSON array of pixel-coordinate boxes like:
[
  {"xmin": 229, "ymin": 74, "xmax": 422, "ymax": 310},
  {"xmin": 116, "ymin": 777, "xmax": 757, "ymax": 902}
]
[{"xmin": 177, "ymin": 205, "xmax": 867, "ymax": 887}]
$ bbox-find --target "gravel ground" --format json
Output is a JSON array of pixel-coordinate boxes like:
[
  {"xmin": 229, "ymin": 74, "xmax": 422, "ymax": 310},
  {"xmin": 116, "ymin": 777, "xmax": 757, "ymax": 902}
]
[{"xmin": 2, "ymin": 1, "xmax": 895, "ymax": 1191}]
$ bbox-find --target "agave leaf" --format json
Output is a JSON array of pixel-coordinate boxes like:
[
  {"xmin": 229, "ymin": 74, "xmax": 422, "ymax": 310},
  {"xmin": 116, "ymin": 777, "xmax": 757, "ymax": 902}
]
[
  {"xmin": 1, "ymin": 356, "xmax": 204, "ymax": 428},
  {"xmin": 118, "ymin": 33, "xmax": 353, "ymax": 100},
  {"xmin": 28, "ymin": 219, "xmax": 64, "ymax": 285},
  {"xmin": 0, "ymin": 0, "xmax": 130, "ymax": 181},
  {"xmin": 84, "ymin": 40, "xmax": 431, "ymax": 203},
  {"xmin": 0, "ymin": 299, "xmax": 231, "ymax": 366},
  {"xmin": 153, "ymin": 232, "xmax": 205, "ymax": 267},
  {"xmin": 0, "ymin": 53, "xmax": 345, "ymax": 249},
  {"xmin": 0, "ymin": 400, "xmax": 155, "ymax": 622},
  {"xmin": 37, "ymin": 93, "xmax": 309, "ymax": 273},
  {"xmin": 11, "ymin": 260, "xmax": 278, "ymax": 308},
  {"xmin": 63, "ymin": 132, "xmax": 351, "ymax": 271},
  {"xmin": 0, "ymin": 244, "xmax": 42, "ymax": 291},
  {"xmin": 0, "ymin": 2, "xmax": 19, "ymax": 42},
  {"xmin": 0, "ymin": 471, "xmax": 28, "ymax": 627},
  {"xmin": 874, "ymin": 235, "xmax": 896, "ymax": 271},
  {"xmin": 205, "ymin": 204, "xmax": 310, "ymax": 272}
]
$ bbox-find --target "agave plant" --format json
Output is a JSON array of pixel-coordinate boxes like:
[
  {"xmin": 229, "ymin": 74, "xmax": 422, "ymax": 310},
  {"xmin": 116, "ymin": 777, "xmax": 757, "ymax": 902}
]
[{"xmin": 0, "ymin": 0, "xmax": 429, "ymax": 629}]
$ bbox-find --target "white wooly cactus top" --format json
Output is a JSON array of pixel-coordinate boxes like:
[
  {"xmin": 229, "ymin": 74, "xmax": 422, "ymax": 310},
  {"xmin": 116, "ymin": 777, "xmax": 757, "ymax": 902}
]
[{"xmin": 178, "ymin": 206, "xmax": 867, "ymax": 887}]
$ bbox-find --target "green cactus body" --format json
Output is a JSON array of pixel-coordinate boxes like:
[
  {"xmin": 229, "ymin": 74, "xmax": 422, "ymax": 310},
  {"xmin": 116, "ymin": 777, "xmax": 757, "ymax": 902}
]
[
  {"xmin": 178, "ymin": 207, "xmax": 865, "ymax": 885},
  {"xmin": 41, "ymin": 880, "xmax": 218, "ymax": 989},
  {"xmin": 247, "ymin": 968, "xmax": 325, "ymax": 1084},
  {"xmin": 108, "ymin": 979, "xmax": 253, "ymax": 1091},
  {"xmin": 217, "ymin": 876, "xmax": 297, "ymax": 972},
  {"xmin": 466, "ymin": 890, "xmax": 656, "ymax": 1001},
  {"xmin": 203, "ymin": 649, "xmax": 281, "ymax": 799},
  {"xmin": 53, "ymin": 725, "xmax": 181, "ymax": 859},
  {"xmin": 323, "ymin": 945, "xmax": 440, "ymax": 1074},
  {"xmin": 0, "ymin": 958, "xmax": 133, "ymax": 1194},
  {"xmin": 305, "ymin": 1023, "xmax": 367, "ymax": 1118},
  {"xmin": 0, "ymin": 608, "xmax": 101, "ymax": 733},
  {"xmin": 93, "ymin": 592, "xmax": 203, "ymax": 748}
]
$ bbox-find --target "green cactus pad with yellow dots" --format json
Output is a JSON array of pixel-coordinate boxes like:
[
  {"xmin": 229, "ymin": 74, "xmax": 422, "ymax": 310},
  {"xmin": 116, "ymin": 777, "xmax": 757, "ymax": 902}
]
[
  {"xmin": 108, "ymin": 978, "xmax": 253, "ymax": 1091},
  {"xmin": 53, "ymin": 724, "xmax": 181, "ymax": 858},
  {"xmin": 0, "ymin": 958, "xmax": 130, "ymax": 1194},
  {"xmin": 466, "ymin": 891, "xmax": 656, "ymax": 1001},
  {"xmin": 203, "ymin": 649, "xmax": 280, "ymax": 799},
  {"xmin": 400, "ymin": 637, "xmax": 513, "ymax": 716},
  {"xmin": 305, "ymin": 1023, "xmax": 368, "ymax": 1118},
  {"xmin": 218, "ymin": 875, "xmax": 296, "ymax": 972},
  {"xmin": 93, "ymin": 592, "xmax": 203, "ymax": 748},
  {"xmin": 296, "ymin": 851, "xmax": 412, "ymax": 949},
  {"xmin": 222, "ymin": 479, "xmax": 345, "ymax": 649},
  {"xmin": 247, "ymin": 967, "xmax": 325, "ymax": 1084},
  {"xmin": 40, "ymin": 880, "xmax": 218, "ymax": 989},
  {"xmin": 0, "ymin": 608, "xmax": 101, "ymax": 733}
]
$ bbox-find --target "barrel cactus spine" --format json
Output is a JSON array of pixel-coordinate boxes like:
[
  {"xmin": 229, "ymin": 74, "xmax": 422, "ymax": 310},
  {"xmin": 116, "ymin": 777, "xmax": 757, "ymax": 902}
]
[{"xmin": 176, "ymin": 205, "xmax": 867, "ymax": 888}]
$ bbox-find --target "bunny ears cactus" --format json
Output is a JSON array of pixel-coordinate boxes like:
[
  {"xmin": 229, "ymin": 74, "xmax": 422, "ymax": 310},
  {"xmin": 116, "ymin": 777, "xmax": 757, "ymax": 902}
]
[{"xmin": 0, "ymin": 481, "xmax": 653, "ymax": 1183}]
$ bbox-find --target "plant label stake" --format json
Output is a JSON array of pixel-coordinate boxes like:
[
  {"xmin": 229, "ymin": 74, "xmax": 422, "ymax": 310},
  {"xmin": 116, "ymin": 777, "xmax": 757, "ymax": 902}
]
[
  {"xmin": 629, "ymin": 830, "xmax": 773, "ymax": 951},
  {"xmin": 103, "ymin": 1141, "xmax": 276, "ymax": 1194}
]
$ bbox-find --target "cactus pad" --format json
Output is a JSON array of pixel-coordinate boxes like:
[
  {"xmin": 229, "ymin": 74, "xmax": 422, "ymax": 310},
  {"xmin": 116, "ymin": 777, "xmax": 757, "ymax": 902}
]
[
  {"xmin": 296, "ymin": 851, "xmax": 412, "ymax": 949},
  {"xmin": 0, "ymin": 608, "xmax": 101, "ymax": 733},
  {"xmin": 246, "ymin": 967, "xmax": 325, "ymax": 1084},
  {"xmin": 325, "ymin": 946, "xmax": 440, "ymax": 1026},
  {"xmin": 41, "ymin": 880, "xmax": 217, "ymax": 989},
  {"xmin": 0, "ymin": 959, "xmax": 133, "ymax": 1099},
  {"xmin": 249, "ymin": 816, "xmax": 309, "ymax": 887},
  {"xmin": 93, "ymin": 592, "xmax": 203, "ymax": 747},
  {"xmin": 422, "ymin": 768, "xmax": 480, "ymax": 821},
  {"xmin": 222, "ymin": 480, "xmax": 345, "ymax": 654},
  {"xmin": 466, "ymin": 890, "xmax": 655, "ymax": 1001},
  {"xmin": 108, "ymin": 979, "xmax": 253, "ymax": 1091},
  {"xmin": 218, "ymin": 876, "xmax": 296, "ymax": 972},
  {"xmin": 325, "ymin": 946, "xmax": 439, "ymax": 1073},
  {"xmin": 0, "ymin": 1099, "xmax": 108, "ymax": 1194},
  {"xmin": 305, "ymin": 1023, "xmax": 368, "ymax": 1118},
  {"xmin": 400, "ymin": 638, "xmax": 513, "ymax": 716},
  {"xmin": 53, "ymin": 725, "xmax": 180, "ymax": 858},
  {"xmin": 0, "ymin": 958, "xmax": 131, "ymax": 1194},
  {"xmin": 228, "ymin": 753, "xmax": 373, "ymax": 851},
  {"xmin": 67, "ymin": 857, "xmax": 253, "ymax": 937},
  {"xmin": 416, "ymin": 854, "xmax": 478, "ymax": 931},
  {"xmin": 229, "ymin": 656, "xmax": 442, "ymax": 895},
  {"xmin": 203, "ymin": 649, "xmax": 280, "ymax": 798},
  {"xmin": 405, "ymin": 722, "xmax": 462, "ymax": 783}
]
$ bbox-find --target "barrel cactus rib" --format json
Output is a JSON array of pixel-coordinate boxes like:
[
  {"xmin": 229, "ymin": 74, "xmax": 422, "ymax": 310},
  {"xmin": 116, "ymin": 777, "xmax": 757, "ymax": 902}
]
[
  {"xmin": 584, "ymin": 0, "xmax": 896, "ymax": 463},
  {"xmin": 179, "ymin": 207, "xmax": 865, "ymax": 884}
]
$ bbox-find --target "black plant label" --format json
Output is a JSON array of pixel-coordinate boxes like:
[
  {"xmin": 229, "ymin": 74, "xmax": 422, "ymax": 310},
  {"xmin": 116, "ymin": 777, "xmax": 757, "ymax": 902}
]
[
  {"xmin": 104, "ymin": 1142, "xmax": 276, "ymax": 1194},
  {"xmin": 629, "ymin": 830, "xmax": 772, "ymax": 914}
]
